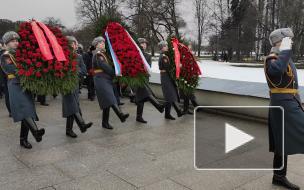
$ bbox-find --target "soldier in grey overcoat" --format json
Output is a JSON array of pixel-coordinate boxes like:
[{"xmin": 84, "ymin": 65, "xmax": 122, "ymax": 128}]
[
  {"xmin": 158, "ymin": 41, "xmax": 183, "ymax": 120},
  {"xmin": 62, "ymin": 36, "xmax": 93, "ymax": 138},
  {"xmin": 92, "ymin": 36, "xmax": 129, "ymax": 129},
  {"xmin": 0, "ymin": 40, "xmax": 11, "ymax": 116},
  {"xmin": 135, "ymin": 38, "xmax": 164, "ymax": 123},
  {"xmin": 265, "ymin": 28, "xmax": 303, "ymax": 190},
  {"xmin": 0, "ymin": 31, "xmax": 45, "ymax": 149}
]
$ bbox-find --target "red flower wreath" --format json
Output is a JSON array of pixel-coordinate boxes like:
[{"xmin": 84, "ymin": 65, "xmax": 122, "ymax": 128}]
[
  {"xmin": 15, "ymin": 21, "xmax": 78, "ymax": 95},
  {"xmin": 106, "ymin": 22, "xmax": 148, "ymax": 87}
]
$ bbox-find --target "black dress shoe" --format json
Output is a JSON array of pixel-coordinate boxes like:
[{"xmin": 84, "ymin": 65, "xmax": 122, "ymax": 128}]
[
  {"xmin": 136, "ymin": 117, "xmax": 147, "ymax": 124},
  {"xmin": 165, "ymin": 114, "xmax": 176, "ymax": 120},
  {"xmin": 66, "ymin": 130, "xmax": 78, "ymax": 138},
  {"xmin": 20, "ymin": 139, "xmax": 32, "ymax": 149},
  {"xmin": 102, "ymin": 122, "xmax": 113, "ymax": 130},
  {"xmin": 40, "ymin": 103, "xmax": 49, "ymax": 106},
  {"xmin": 118, "ymin": 102, "xmax": 125, "ymax": 106},
  {"xmin": 272, "ymin": 175, "xmax": 300, "ymax": 190}
]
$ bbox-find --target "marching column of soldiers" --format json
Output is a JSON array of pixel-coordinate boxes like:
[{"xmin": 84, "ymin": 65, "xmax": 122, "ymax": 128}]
[{"xmin": 1, "ymin": 27, "xmax": 304, "ymax": 189}]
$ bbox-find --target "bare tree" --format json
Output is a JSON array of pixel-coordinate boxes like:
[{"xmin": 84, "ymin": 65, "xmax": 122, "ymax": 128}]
[
  {"xmin": 75, "ymin": 0, "xmax": 121, "ymax": 24},
  {"xmin": 194, "ymin": 0, "xmax": 209, "ymax": 57},
  {"xmin": 125, "ymin": 0, "xmax": 185, "ymax": 55},
  {"xmin": 43, "ymin": 17, "xmax": 66, "ymax": 30}
]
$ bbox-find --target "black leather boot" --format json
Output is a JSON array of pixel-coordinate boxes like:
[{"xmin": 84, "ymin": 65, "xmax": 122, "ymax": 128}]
[
  {"xmin": 191, "ymin": 98, "xmax": 202, "ymax": 112},
  {"xmin": 66, "ymin": 116, "xmax": 77, "ymax": 138},
  {"xmin": 272, "ymin": 175, "xmax": 300, "ymax": 190},
  {"xmin": 165, "ymin": 103, "xmax": 175, "ymax": 120},
  {"xmin": 20, "ymin": 121, "xmax": 32, "ymax": 149},
  {"xmin": 136, "ymin": 102, "xmax": 147, "ymax": 123},
  {"xmin": 183, "ymin": 97, "xmax": 193, "ymax": 115},
  {"xmin": 130, "ymin": 96, "xmax": 136, "ymax": 103},
  {"xmin": 173, "ymin": 102, "xmax": 183, "ymax": 117},
  {"xmin": 38, "ymin": 95, "xmax": 49, "ymax": 106},
  {"xmin": 23, "ymin": 118, "xmax": 45, "ymax": 142},
  {"xmin": 191, "ymin": 98, "xmax": 199, "ymax": 107},
  {"xmin": 148, "ymin": 95, "xmax": 164, "ymax": 113},
  {"xmin": 111, "ymin": 104, "xmax": 129, "ymax": 122},
  {"xmin": 102, "ymin": 108, "xmax": 113, "ymax": 129},
  {"xmin": 74, "ymin": 112, "xmax": 93, "ymax": 133}
]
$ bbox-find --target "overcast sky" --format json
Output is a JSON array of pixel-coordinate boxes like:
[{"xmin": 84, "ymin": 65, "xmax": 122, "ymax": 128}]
[
  {"xmin": 0, "ymin": 0, "xmax": 208, "ymax": 43},
  {"xmin": 0, "ymin": 0, "xmax": 77, "ymax": 28}
]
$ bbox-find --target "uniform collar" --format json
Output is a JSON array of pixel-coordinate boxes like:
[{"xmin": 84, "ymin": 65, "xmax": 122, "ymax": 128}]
[{"xmin": 270, "ymin": 47, "xmax": 280, "ymax": 55}]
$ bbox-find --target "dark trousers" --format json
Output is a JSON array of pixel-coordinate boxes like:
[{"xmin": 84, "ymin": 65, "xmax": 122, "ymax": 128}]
[
  {"xmin": 87, "ymin": 76, "xmax": 95, "ymax": 99},
  {"xmin": 183, "ymin": 93, "xmax": 199, "ymax": 111},
  {"xmin": 37, "ymin": 95, "xmax": 46, "ymax": 104},
  {"xmin": 137, "ymin": 101, "xmax": 145, "ymax": 118},
  {"xmin": 113, "ymin": 82, "xmax": 121, "ymax": 104},
  {"xmin": 273, "ymin": 154, "xmax": 287, "ymax": 176},
  {"xmin": 0, "ymin": 84, "xmax": 3, "ymax": 98}
]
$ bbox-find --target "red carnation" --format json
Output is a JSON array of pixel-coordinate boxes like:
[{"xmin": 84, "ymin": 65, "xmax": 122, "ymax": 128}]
[
  {"xmin": 25, "ymin": 59, "xmax": 32, "ymax": 65},
  {"xmin": 18, "ymin": 69, "xmax": 25, "ymax": 75},
  {"xmin": 35, "ymin": 72, "xmax": 42, "ymax": 78},
  {"xmin": 36, "ymin": 62, "xmax": 42, "ymax": 68}
]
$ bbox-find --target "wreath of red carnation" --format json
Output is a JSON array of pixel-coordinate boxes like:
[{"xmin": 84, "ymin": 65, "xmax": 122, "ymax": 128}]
[
  {"xmin": 15, "ymin": 21, "xmax": 78, "ymax": 95},
  {"xmin": 178, "ymin": 43, "xmax": 201, "ymax": 88},
  {"xmin": 167, "ymin": 37, "xmax": 202, "ymax": 95},
  {"xmin": 105, "ymin": 22, "xmax": 149, "ymax": 87}
]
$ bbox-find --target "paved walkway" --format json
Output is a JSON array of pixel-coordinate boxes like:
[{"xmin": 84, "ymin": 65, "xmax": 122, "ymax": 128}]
[{"xmin": 0, "ymin": 91, "xmax": 303, "ymax": 190}]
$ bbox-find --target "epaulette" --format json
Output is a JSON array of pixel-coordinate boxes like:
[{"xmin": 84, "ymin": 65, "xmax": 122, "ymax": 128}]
[{"xmin": 265, "ymin": 53, "xmax": 278, "ymax": 63}]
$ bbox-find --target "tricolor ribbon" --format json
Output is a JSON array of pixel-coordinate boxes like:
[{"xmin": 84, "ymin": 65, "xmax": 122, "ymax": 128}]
[
  {"xmin": 31, "ymin": 20, "xmax": 66, "ymax": 62},
  {"xmin": 125, "ymin": 30, "xmax": 151, "ymax": 73},
  {"xmin": 105, "ymin": 31, "xmax": 122, "ymax": 76},
  {"xmin": 172, "ymin": 38, "xmax": 181, "ymax": 78}
]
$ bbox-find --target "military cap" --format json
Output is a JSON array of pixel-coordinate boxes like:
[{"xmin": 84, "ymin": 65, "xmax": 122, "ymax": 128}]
[
  {"xmin": 158, "ymin": 41, "xmax": 168, "ymax": 49},
  {"xmin": 92, "ymin": 36, "xmax": 105, "ymax": 47},
  {"xmin": 66, "ymin": 36, "xmax": 78, "ymax": 45},
  {"xmin": 138, "ymin": 38, "xmax": 147, "ymax": 44},
  {"xmin": 269, "ymin": 28, "xmax": 294, "ymax": 46},
  {"xmin": 2, "ymin": 31, "xmax": 20, "ymax": 45}
]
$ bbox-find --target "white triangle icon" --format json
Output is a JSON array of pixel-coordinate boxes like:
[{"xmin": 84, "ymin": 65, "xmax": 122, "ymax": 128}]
[{"xmin": 225, "ymin": 123, "xmax": 254, "ymax": 153}]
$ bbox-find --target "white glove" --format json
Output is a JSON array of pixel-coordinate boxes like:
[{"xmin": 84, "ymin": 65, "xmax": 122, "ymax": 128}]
[{"xmin": 279, "ymin": 37, "xmax": 293, "ymax": 51}]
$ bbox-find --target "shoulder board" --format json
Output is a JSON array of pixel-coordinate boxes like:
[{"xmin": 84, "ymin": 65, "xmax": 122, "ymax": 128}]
[
  {"xmin": 265, "ymin": 53, "xmax": 278, "ymax": 63},
  {"xmin": 2, "ymin": 51, "xmax": 9, "ymax": 56},
  {"xmin": 1, "ymin": 51, "xmax": 16, "ymax": 65},
  {"xmin": 268, "ymin": 53, "xmax": 278, "ymax": 58},
  {"xmin": 101, "ymin": 53, "xmax": 110, "ymax": 63},
  {"xmin": 99, "ymin": 55, "xmax": 105, "ymax": 61},
  {"xmin": 162, "ymin": 56, "xmax": 169, "ymax": 63}
]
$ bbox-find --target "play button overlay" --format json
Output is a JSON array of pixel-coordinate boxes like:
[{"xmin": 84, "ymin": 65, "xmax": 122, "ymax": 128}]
[
  {"xmin": 194, "ymin": 106, "xmax": 284, "ymax": 170},
  {"xmin": 225, "ymin": 123, "xmax": 254, "ymax": 153}
]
